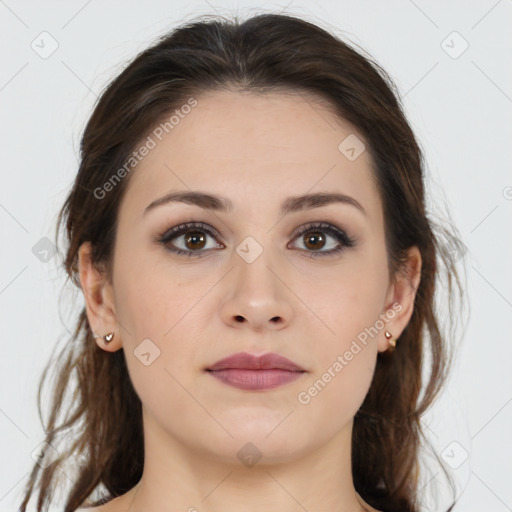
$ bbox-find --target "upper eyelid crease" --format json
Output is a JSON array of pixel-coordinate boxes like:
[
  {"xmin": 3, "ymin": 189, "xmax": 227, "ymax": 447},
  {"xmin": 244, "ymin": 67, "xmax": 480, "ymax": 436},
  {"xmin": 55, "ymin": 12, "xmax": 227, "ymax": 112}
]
[
  {"xmin": 144, "ymin": 191, "xmax": 366, "ymax": 218},
  {"xmin": 159, "ymin": 220, "xmax": 350, "ymax": 241},
  {"xmin": 158, "ymin": 221, "xmax": 356, "ymax": 257}
]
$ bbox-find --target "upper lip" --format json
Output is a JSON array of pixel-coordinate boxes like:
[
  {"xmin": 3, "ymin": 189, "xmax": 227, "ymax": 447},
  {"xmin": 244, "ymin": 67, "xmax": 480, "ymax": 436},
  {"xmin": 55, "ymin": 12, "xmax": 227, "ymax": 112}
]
[{"xmin": 207, "ymin": 352, "xmax": 305, "ymax": 372}]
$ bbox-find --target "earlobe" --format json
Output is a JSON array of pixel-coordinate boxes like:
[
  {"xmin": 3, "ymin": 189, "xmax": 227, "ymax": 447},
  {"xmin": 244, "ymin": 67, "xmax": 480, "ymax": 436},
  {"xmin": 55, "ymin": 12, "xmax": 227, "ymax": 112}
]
[
  {"xmin": 378, "ymin": 246, "xmax": 422, "ymax": 353},
  {"xmin": 78, "ymin": 242, "xmax": 120, "ymax": 351}
]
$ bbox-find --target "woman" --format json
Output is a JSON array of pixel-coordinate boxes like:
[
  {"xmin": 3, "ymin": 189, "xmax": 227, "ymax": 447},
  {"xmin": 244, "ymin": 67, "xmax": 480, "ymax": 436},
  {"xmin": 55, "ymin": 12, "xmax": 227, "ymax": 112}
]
[{"xmin": 18, "ymin": 11, "xmax": 464, "ymax": 512}]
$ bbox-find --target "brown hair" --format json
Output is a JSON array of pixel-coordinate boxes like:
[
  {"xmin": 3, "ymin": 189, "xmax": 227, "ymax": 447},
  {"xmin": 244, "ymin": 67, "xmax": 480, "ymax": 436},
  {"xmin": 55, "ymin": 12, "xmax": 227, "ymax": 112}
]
[{"xmin": 18, "ymin": 12, "xmax": 465, "ymax": 512}]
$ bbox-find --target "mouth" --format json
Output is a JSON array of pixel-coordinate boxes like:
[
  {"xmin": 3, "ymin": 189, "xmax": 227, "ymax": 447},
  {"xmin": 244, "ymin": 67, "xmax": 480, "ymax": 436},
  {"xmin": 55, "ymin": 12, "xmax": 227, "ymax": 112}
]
[
  {"xmin": 206, "ymin": 368, "xmax": 305, "ymax": 391},
  {"xmin": 205, "ymin": 351, "xmax": 306, "ymax": 391}
]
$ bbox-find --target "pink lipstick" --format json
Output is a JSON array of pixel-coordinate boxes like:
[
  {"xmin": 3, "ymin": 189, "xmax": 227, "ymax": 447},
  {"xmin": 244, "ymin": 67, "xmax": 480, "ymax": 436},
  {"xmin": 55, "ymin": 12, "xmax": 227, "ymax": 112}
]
[{"xmin": 206, "ymin": 352, "xmax": 306, "ymax": 391}]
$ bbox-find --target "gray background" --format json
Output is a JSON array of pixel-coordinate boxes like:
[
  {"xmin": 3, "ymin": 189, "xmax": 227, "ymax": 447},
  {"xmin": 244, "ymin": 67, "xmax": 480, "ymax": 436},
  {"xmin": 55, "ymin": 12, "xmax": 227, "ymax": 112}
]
[{"xmin": 1, "ymin": 1, "xmax": 511, "ymax": 511}]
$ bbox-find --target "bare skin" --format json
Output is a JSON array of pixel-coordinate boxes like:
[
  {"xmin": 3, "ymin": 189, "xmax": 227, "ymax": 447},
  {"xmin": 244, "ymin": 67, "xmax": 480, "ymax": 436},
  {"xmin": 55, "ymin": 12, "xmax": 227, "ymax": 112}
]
[{"xmin": 77, "ymin": 89, "xmax": 421, "ymax": 512}]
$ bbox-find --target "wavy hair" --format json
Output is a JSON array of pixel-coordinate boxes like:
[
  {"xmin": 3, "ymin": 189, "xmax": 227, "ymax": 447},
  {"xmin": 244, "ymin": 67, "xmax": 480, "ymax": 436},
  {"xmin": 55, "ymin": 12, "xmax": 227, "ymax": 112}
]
[{"xmin": 18, "ymin": 12, "xmax": 465, "ymax": 512}]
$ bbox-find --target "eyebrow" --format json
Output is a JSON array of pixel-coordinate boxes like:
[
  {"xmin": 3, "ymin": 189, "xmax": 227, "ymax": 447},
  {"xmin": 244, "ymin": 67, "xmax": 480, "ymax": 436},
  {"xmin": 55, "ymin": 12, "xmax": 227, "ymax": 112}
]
[{"xmin": 144, "ymin": 191, "xmax": 366, "ymax": 217}]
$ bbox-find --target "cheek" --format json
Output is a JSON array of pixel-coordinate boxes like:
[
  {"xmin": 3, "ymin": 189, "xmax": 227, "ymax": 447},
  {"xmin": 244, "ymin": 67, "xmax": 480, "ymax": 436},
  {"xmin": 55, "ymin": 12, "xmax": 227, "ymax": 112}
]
[
  {"xmin": 112, "ymin": 264, "xmax": 205, "ymax": 420},
  {"xmin": 111, "ymin": 245, "xmax": 212, "ymax": 388},
  {"xmin": 297, "ymin": 337, "xmax": 377, "ymax": 430},
  {"xmin": 294, "ymin": 248, "xmax": 386, "ymax": 414},
  {"xmin": 297, "ymin": 252, "xmax": 388, "ymax": 344},
  {"xmin": 113, "ymin": 270, "xmax": 172, "ymax": 342},
  {"xmin": 112, "ymin": 234, "xmax": 201, "ymax": 342}
]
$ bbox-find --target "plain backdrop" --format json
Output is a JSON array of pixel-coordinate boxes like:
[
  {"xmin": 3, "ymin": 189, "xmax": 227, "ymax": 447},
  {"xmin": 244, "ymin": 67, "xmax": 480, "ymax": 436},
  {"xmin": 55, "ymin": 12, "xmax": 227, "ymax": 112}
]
[{"xmin": 1, "ymin": 1, "xmax": 511, "ymax": 511}]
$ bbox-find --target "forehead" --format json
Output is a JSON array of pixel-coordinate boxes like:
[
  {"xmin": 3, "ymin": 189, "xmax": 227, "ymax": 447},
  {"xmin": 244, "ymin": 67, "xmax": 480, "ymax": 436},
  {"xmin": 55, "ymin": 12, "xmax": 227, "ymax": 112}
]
[{"xmin": 120, "ymin": 89, "xmax": 382, "ymax": 225}]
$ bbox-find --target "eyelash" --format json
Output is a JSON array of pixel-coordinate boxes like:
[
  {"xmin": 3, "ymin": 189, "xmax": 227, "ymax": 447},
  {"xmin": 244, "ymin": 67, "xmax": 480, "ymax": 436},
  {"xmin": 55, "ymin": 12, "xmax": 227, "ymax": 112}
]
[{"xmin": 157, "ymin": 221, "xmax": 356, "ymax": 258}]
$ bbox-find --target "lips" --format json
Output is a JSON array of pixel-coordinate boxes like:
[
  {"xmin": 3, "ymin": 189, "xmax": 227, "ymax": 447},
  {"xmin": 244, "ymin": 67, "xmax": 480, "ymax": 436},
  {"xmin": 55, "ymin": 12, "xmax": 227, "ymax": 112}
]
[
  {"xmin": 206, "ymin": 352, "xmax": 305, "ymax": 372},
  {"xmin": 206, "ymin": 352, "xmax": 306, "ymax": 391}
]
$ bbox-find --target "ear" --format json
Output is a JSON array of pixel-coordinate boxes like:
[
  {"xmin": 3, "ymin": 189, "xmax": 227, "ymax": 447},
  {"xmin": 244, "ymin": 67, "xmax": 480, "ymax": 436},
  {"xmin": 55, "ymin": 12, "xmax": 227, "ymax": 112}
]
[
  {"xmin": 377, "ymin": 245, "xmax": 422, "ymax": 352},
  {"xmin": 78, "ymin": 242, "xmax": 121, "ymax": 352}
]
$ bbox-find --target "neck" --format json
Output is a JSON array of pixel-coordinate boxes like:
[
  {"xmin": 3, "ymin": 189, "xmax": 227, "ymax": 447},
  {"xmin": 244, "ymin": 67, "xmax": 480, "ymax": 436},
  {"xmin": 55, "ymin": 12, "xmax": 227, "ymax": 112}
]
[{"xmin": 119, "ymin": 409, "xmax": 372, "ymax": 512}]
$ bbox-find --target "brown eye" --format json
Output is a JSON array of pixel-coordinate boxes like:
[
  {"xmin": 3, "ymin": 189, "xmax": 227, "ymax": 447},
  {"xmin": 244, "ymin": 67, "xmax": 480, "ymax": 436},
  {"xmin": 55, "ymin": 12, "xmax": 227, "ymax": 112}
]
[
  {"xmin": 184, "ymin": 231, "xmax": 207, "ymax": 250},
  {"xmin": 158, "ymin": 222, "xmax": 224, "ymax": 257},
  {"xmin": 303, "ymin": 232, "xmax": 326, "ymax": 250},
  {"xmin": 290, "ymin": 222, "xmax": 356, "ymax": 257}
]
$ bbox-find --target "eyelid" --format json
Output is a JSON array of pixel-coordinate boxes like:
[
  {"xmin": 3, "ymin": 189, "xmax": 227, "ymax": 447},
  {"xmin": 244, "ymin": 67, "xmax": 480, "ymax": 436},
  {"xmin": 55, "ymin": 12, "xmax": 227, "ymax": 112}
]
[
  {"xmin": 159, "ymin": 221, "xmax": 223, "ymax": 242},
  {"xmin": 157, "ymin": 220, "xmax": 356, "ymax": 257},
  {"xmin": 288, "ymin": 221, "xmax": 355, "ymax": 250},
  {"xmin": 291, "ymin": 221, "xmax": 346, "ymax": 238}
]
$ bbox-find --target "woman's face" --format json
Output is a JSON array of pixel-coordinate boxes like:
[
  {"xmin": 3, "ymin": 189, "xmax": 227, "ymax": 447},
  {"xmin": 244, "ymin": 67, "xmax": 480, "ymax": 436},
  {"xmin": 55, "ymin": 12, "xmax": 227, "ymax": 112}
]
[{"xmin": 83, "ymin": 89, "xmax": 419, "ymax": 465}]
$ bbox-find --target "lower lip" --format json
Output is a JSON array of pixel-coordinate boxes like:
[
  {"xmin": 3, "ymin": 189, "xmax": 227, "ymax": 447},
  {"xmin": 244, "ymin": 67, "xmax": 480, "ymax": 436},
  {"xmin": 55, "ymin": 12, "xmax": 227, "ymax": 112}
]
[{"xmin": 207, "ymin": 369, "xmax": 305, "ymax": 391}]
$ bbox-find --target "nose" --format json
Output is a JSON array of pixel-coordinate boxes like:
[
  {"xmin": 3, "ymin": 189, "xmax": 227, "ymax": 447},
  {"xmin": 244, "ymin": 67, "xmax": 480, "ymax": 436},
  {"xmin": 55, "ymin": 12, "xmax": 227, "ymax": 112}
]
[{"xmin": 219, "ymin": 249, "xmax": 294, "ymax": 333}]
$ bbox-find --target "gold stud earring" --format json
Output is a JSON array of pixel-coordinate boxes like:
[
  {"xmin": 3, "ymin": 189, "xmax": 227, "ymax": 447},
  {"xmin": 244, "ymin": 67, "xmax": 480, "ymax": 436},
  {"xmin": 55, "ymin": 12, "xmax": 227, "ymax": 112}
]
[
  {"xmin": 93, "ymin": 332, "xmax": 114, "ymax": 344},
  {"xmin": 384, "ymin": 331, "xmax": 397, "ymax": 351}
]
